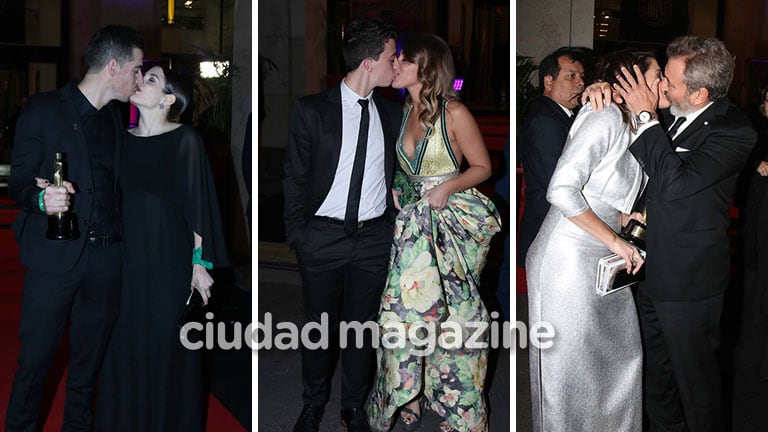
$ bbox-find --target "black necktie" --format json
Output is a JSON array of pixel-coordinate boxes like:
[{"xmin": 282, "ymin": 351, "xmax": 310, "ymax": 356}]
[
  {"xmin": 344, "ymin": 99, "xmax": 369, "ymax": 235},
  {"xmin": 668, "ymin": 116, "xmax": 686, "ymax": 138}
]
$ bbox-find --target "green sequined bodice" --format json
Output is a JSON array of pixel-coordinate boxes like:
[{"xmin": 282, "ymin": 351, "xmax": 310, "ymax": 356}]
[{"xmin": 396, "ymin": 101, "xmax": 459, "ymax": 177}]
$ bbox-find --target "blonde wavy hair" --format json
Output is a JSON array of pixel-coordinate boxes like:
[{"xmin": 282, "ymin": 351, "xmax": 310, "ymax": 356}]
[{"xmin": 400, "ymin": 34, "xmax": 458, "ymax": 134}]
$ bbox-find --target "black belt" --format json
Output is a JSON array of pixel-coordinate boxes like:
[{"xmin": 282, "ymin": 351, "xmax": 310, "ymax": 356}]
[
  {"xmin": 313, "ymin": 214, "xmax": 386, "ymax": 229},
  {"xmin": 87, "ymin": 232, "xmax": 122, "ymax": 248}
]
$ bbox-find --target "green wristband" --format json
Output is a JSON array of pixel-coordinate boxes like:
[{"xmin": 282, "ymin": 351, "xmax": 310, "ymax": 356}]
[
  {"xmin": 38, "ymin": 190, "xmax": 46, "ymax": 212},
  {"xmin": 192, "ymin": 246, "xmax": 214, "ymax": 270}
]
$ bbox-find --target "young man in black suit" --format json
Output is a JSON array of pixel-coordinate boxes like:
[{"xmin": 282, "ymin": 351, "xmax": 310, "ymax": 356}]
[
  {"xmin": 283, "ymin": 19, "xmax": 402, "ymax": 432},
  {"xmin": 594, "ymin": 36, "xmax": 757, "ymax": 432},
  {"xmin": 7, "ymin": 25, "xmax": 144, "ymax": 432},
  {"xmin": 518, "ymin": 47, "xmax": 589, "ymax": 267}
]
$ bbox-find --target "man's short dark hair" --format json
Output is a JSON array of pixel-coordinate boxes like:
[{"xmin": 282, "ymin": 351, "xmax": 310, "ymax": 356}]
[
  {"xmin": 85, "ymin": 25, "xmax": 144, "ymax": 72},
  {"xmin": 538, "ymin": 47, "xmax": 591, "ymax": 89},
  {"xmin": 342, "ymin": 19, "xmax": 397, "ymax": 73}
]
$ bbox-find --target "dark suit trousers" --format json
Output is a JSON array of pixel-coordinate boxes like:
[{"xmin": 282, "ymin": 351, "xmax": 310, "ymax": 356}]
[
  {"xmin": 637, "ymin": 288, "xmax": 725, "ymax": 432},
  {"xmin": 296, "ymin": 216, "xmax": 392, "ymax": 409},
  {"xmin": 6, "ymin": 243, "xmax": 121, "ymax": 432}
]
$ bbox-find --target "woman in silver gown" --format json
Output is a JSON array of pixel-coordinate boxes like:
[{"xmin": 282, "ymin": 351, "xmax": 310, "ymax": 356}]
[{"xmin": 526, "ymin": 51, "xmax": 661, "ymax": 431}]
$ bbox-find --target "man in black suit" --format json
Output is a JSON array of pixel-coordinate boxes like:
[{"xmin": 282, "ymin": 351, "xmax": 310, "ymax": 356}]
[
  {"xmin": 7, "ymin": 26, "xmax": 144, "ymax": 432},
  {"xmin": 608, "ymin": 36, "xmax": 757, "ymax": 431},
  {"xmin": 283, "ymin": 19, "xmax": 402, "ymax": 432},
  {"xmin": 518, "ymin": 47, "xmax": 589, "ymax": 267}
]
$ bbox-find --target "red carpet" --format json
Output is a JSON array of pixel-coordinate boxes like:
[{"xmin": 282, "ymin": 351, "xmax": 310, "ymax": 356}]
[
  {"xmin": 516, "ymin": 170, "xmax": 528, "ymax": 293},
  {"xmin": 516, "ymin": 265, "xmax": 528, "ymax": 293},
  {"xmin": 0, "ymin": 204, "xmax": 247, "ymax": 431}
]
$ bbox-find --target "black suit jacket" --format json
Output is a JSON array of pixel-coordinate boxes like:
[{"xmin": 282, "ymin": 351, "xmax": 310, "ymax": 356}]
[
  {"xmin": 9, "ymin": 83, "xmax": 125, "ymax": 273},
  {"xmin": 630, "ymin": 99, "xmax": 757, "ymax": 301},
  {"xmin": 283, "ymin": 85, "xmax": 403, "ymax": 248},
  {"xmin": 518, "ymin": 95, "xmax": 574, "ymax": 265},
  {"xmin": 741, "ymin": 113, "xmax": 768, "ymax": 269}
]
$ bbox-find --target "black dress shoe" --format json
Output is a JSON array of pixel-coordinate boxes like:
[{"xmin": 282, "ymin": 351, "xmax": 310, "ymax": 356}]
[
  {"xmin": 293, "ymin": 404, "xmax": 324, "ymax": 432},
  {"xmin": 340, "ymin": 407, "xmax": 371, "ymax": 432}
]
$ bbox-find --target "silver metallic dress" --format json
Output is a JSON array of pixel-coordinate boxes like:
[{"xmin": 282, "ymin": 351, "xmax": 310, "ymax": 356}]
[{"xmin": 526, "ymin": 104, "xmax": 645, "ymax": 432}]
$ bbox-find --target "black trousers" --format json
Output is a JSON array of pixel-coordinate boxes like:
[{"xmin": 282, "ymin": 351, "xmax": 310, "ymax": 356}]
[
  {"xmin": 637, "ymin": 288, "xmax": 725, "ymax": 432},
  {"xmin": 731, "ymin": 266, "xmax": 768, "ymax": 431},
  {"xmin": 295, "ymin": 216, "xmax": 392, "ymax": 409},
  {"xmin": 6, "ymin": 242, "xmax": 122, "ymax": 432}
]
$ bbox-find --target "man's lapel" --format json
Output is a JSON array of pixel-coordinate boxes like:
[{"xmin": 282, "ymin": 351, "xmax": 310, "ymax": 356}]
[
  {"xmin": 673, "ymin": 100, "xmax": 728, "ymax": 150},
  {"xmin": 324, "ymin": 85, "xmax": 344, "ymax": 177}
]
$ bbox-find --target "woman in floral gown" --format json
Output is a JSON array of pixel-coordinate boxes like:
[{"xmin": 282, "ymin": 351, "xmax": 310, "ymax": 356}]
[{"xmin": 367, "ymin": 33, "xmax": 501, "ymax": 432}]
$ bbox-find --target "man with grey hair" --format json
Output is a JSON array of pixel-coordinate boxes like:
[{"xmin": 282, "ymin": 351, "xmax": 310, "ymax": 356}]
[{"xmin": 595, "ymin": 36, "xmax": 756, "ymax": 431}]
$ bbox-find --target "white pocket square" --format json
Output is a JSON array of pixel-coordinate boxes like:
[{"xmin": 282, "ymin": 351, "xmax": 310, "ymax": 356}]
[{"xmin": 675, "ymin": 146, "xmax": 690, "ymax": 152}]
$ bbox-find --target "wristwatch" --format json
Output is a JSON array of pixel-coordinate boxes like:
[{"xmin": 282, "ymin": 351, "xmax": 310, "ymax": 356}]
[{"xmin": 636, "ymin": 110, "xmax": 657, "ymax": 124}]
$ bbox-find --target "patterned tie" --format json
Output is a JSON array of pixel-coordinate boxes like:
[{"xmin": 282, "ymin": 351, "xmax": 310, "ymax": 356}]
[
  {"xmin": 344, "ymin": 99, "xmax": 370, "ymax": 235},
  {"xmin": 668, "ymin": 116, "xmax": 686, "ymax": 138}
]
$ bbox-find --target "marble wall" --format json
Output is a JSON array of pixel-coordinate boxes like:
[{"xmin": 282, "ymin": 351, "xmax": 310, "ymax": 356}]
[{"xmin": 516, "ymin": 0, "xmax": 595, "ymax": 64}]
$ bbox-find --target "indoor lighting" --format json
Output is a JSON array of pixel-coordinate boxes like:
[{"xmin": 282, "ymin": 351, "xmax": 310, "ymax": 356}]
[
  {"xmin": 200, "ymin": 61, "xmax": 229, "ymax": 78},
  {"xmin": 167, "ymin": 0, "xmax": 174, "ymax": 24}
]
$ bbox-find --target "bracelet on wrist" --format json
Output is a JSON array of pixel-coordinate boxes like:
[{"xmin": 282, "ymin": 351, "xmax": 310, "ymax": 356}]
[
  {"xmin": 38, "ymin": 190, "xmax": 46, "ymax": 212},
  {"xmin": 192, "ymin": 246, "xmax": 214, "ymax": 270}
]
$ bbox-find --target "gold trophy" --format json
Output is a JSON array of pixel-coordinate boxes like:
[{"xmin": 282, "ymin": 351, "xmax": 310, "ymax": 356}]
[
  {"xmin": 619, "ymin": 207, "xmax": 646, "ymax": 251},
  {"xmin": 45, "ymin": 153, "xmax": 79, "ymax": 240}
]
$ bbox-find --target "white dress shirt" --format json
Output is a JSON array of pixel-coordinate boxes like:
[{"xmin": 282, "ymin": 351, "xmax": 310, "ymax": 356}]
[
  {"xmin": 315, "ymin": 79, "xmax": 387, "ymax": 221},
  {"xmin": 670, "ymin": 102, "xmax": 713, "ymax": 139}
]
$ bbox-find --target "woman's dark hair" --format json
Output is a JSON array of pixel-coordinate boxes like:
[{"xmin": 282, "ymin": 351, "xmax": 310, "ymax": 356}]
[
  {"xmin": 594, "ymin": 50, "xmax": 657, "ymax": 131},
  {"xmin": 159, "ymin": 66, "xmax": 190, "ymax": 122},
  {"xmin": 756, "ymin": 78, "xmax": 768, "ymax": 117}
]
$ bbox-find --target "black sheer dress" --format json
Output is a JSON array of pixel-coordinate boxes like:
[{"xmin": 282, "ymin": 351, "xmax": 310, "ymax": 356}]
[{"xmin": 94, "ymin": 124, "xmax": 228, "ymax": 432}]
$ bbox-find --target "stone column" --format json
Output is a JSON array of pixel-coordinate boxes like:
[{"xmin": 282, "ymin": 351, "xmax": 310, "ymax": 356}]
[
  {"xmin": 258, "ymin": 0, "xmax": 304, "ymax": 152},
  {"xmin": 232, "ymin": 0, "xmax": 252, "ymax": 235}
]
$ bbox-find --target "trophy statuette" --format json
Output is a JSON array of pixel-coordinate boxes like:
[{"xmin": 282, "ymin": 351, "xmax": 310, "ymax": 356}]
[
  {"xmin": 619, "ymin": 207, "xmax": 646, "ymax": 251},
  {"xmin": 45, "ymin": 153, "xmax": 79, "ymax": 240}
]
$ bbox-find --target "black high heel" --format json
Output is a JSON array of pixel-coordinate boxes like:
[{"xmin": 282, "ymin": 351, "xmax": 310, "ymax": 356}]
[
  {"xmin": 439, "ymin": 419, "xmax": 457, "ymax": 431},
  {"xmin": 399, "ymin": 398, "xmax": 425, "ymax": 431}
]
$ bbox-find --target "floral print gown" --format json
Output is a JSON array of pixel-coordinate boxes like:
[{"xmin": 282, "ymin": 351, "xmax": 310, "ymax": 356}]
[{"xmin": 367, "ymin": 102, "xmax": 501, "ymax": 432}]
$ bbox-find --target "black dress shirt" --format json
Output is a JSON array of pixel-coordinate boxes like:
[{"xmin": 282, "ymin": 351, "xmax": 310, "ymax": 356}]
[{"xmin": 72, "ymin": 85, "xmax": 119, "ymax": 235}]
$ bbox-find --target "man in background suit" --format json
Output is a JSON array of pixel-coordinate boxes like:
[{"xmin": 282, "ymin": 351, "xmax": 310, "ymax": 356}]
[
  {"xmin": 283, "ymin": 19, "xmax": 402, "ymax": 432},
  {"xmin": 518, "ymin": 47, "xmax": 589, "ymax": 267},
  {"xmin": 607, "ymin": 36, "xmax": 757, "ymax": 432},
  {"xmin": 7, "ymin": 25, "xmax": 144, "ymax": 432}
]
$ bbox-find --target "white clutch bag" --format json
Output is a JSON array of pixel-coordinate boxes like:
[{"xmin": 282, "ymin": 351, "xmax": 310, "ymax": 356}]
[{"xmin": 596, "ymin": 251, "xmax": 646, "ymax": 296}]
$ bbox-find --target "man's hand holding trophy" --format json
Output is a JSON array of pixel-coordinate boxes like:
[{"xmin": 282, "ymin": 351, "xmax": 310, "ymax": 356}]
[
  {"xmin": 619, "ymin": 208, "xmax": 647, "ymax": 253},
  {"xmin": 39, "ymin": 153, "xmax": 79, "ymax": 240}
]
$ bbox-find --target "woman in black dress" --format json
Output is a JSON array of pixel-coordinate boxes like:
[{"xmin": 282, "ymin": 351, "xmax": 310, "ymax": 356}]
[
  {"xmin": 95, "ymin": 65, "xmax": 228, "ymax": 431},
  {"xmin": 732, "ymin": 80, "xmax": 768, "ymax": 431}
]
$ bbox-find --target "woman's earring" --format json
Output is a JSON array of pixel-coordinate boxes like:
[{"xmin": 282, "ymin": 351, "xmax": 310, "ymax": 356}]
[{"xmin": 159, "ymin": 102, "xmax": 165, "ymax": 109}]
